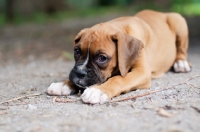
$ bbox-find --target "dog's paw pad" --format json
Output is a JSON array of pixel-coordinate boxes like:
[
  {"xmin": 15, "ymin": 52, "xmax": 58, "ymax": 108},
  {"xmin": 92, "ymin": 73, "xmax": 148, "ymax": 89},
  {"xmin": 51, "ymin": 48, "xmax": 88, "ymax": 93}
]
[
  {"xmin": 81, "ymin": 87, "xmax": 108, "ymax": 104},
  {"xmin": 173, "ymin": 60, "xmax": 191, "ymax": 73},
  {"xmin": 47, "ymin": 82, "xmax": 72, "ymax": 96}
]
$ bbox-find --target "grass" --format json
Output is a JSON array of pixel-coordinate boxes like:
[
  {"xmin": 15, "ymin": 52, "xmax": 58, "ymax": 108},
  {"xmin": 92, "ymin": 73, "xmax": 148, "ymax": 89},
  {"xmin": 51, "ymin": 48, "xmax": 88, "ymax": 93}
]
[
  {"xmin": 171, "ymin": 3, "xmax": 200, "ymax": 15},
  {"xmin": 0, "ymin": 6, "xmax": 127, "ymax": 26},
  {"xmin": 0, "ymin": 14, "xmax": 6, "ymax": 26}
]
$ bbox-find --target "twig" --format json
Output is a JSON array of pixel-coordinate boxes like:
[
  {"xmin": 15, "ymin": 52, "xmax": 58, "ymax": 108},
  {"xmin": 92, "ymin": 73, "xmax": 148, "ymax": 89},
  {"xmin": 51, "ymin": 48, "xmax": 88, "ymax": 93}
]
[
  {"xmin": 54, "ymin": 97, "xmax": 77, "ymax": 103},
  {"xmin": 185, "ymin": 82, "xmax": 199, "ymax": 94},
  {"xmin": 52, "ymin": 96, "xmax": 58, "ymax": 103},
  {"xmin": 191, "ymin": 106, "xmax": 200, "ymax": 113},
  {"xmin": 0, "ymin": 93, "xmax": 42, "ymax": 104},
  {"xmin": 110, "ymin": 75, "xmax": 200, "ymax": 103}
]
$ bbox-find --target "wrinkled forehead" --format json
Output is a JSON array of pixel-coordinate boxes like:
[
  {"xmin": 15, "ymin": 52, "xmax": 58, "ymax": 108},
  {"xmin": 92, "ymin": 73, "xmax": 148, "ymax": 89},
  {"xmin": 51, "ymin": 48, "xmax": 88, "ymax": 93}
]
[{"xmin": 79, "ymin": 30, "xmax": 114, "ymax": 54}]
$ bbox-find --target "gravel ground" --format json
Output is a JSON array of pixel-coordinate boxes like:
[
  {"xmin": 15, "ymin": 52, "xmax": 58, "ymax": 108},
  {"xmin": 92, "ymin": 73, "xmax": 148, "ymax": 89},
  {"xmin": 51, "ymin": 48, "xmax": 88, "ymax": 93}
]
[
  {"xmin": 0, "ymin": 44, "xmax": 200, "ymax": 132},
  {"xmin": 0, "ymin": 15, "xmax": 200, "ymax": 132}
]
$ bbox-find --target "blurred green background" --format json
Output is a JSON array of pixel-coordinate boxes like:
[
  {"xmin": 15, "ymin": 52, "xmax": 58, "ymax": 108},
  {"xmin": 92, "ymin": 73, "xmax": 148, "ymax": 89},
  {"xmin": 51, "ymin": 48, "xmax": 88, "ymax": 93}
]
[
  {"xmin": 0, "ymin": 0, "xmax": 200, "ymax": 25},
  {"xmin": 0, "ymin": 0, "xmax": 200, "ymax": 62}
]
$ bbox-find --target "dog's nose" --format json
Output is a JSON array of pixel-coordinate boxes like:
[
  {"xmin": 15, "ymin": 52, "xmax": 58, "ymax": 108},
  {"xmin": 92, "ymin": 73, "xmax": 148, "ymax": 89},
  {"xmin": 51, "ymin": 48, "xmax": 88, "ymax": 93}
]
[{"xmin": 75, "ymin": 68, "xmax": 87, "ymax": 78}]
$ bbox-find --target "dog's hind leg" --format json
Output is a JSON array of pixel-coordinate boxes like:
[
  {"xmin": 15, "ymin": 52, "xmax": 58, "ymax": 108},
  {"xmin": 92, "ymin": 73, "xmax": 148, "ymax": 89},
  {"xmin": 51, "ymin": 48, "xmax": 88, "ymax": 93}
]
[{"xmin": 167, "ymin": 13, "xmax": 191, "ymax": 73}]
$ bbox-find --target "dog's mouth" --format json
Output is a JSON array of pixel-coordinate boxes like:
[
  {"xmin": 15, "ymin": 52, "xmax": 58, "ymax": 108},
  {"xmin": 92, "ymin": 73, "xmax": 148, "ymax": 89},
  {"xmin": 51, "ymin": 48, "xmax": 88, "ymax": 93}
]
[
  {"xmin": 74, "ymin": 82, "xmax": 86, "ymax": 89},
  {"xmin": 70, "ymin": 77, "xmax": 88, "ymax": 89}
]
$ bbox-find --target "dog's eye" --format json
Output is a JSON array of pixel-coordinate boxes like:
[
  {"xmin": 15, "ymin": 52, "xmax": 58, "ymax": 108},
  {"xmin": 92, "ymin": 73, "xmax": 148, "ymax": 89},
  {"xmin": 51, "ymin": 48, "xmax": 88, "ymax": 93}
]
[
  {"xmin": 74, "ymin": 48, "xmax": 81, "ymax": 61},
  {"xmin": 74, "ymin": 48, "xmax": 81, "ymax": 55},
  {"xmin": 97, "ymin": 54, "xmax": 107, "ymax": 63}
]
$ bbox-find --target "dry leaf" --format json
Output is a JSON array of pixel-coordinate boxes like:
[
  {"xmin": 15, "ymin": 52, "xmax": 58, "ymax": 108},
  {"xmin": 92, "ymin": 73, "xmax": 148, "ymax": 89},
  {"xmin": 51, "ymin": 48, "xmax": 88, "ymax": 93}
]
[
  {"xmin": 0, "ymin": 111, "xmax": 6, "ymax": 115},
  {"xmin": 157, "ymin": 108, "xmax": 173, "ymax": 117}
]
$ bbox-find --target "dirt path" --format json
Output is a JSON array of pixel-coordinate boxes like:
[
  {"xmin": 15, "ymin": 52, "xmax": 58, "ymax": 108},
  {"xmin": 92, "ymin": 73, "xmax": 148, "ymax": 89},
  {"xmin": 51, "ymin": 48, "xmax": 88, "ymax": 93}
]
[
  {"xmin": 0, "ymin": 50, "xmax": 200, "ymax": 132},
  {"xmin": 0, "ymin": 15, "xmax": 200, "ymax": 132}
]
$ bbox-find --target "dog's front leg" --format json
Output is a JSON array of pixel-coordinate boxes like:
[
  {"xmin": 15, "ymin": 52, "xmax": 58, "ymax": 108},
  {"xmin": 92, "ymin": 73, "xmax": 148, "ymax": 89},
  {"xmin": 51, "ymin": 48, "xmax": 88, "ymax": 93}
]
[
  {"xmin": 81, "ymin": 58, "xmax": 151, "ymax": 104},
  {"xmin": 47, "ymin": 80, "xmax": 76, "ymax": 96}
]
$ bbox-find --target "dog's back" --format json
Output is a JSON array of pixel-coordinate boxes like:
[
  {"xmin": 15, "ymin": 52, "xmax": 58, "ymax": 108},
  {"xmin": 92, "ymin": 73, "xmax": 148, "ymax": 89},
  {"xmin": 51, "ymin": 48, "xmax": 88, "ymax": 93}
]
[{"xmin": 135, "ymin": 10, "xmax": 189, "ymax": 77}]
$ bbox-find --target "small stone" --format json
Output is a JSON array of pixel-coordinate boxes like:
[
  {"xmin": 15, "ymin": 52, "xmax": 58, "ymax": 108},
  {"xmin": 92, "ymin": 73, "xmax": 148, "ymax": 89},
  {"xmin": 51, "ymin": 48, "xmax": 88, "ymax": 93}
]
[
  {"xmin": 151, "ymin": 95, "xmax": 162, "ymax": 101},
  {"xmin": 27, "ymin": 104, "xmax": 37, "ymax": 110}
]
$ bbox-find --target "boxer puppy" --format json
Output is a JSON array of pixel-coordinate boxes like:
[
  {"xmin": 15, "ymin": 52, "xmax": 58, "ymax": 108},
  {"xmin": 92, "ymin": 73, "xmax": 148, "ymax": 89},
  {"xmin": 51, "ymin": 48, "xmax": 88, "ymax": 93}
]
[{"xmin": 47, "ymin": 10, "xmax": 191, "ymax": 104}]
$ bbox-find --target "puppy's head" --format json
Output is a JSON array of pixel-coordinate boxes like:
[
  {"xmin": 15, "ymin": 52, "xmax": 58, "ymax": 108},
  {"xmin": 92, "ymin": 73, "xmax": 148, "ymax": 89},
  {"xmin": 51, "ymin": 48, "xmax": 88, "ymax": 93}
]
[{"xmin": 69, "ymin": 24, "xmax": 144, "ymax": 89}]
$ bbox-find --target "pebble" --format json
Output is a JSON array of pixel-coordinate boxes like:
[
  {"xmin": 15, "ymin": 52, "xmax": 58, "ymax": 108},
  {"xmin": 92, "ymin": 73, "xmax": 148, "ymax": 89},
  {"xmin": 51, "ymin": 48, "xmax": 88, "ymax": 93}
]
[
  {"xmin": 161, "ymin": 90, "xmax": 172, "ymax": 95},
  {"xmin": 151, "ymin": 95, "xmax": 162, "ymax": 101},
  {"xmin": 27, "ymin": 104, "xmax": 37, "ymax": 110}
]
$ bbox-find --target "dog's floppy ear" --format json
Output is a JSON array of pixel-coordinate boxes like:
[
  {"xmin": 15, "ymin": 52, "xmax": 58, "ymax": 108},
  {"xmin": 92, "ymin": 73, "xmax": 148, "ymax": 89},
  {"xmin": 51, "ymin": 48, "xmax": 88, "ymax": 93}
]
[
  {"xmin": 74, "ymin": 28, "xmax": 88, "ymax": 44},
  {"xmin": 112, "ymin": 32, "xmax": 144, "ymax": 77}
]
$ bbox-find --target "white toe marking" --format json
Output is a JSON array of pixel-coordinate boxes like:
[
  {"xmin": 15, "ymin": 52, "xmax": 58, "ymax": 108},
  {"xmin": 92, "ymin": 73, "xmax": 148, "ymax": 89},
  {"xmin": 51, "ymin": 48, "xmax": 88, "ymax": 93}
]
[
  {"xmin": 174, "ymin": 62, "xmax": 178, "ymax": 71},
  {"xmin": 47, "ymin": 82, "xmax": 72, "ymax": 96},
  {"xmin": 173, "ymin": 60, "xmax": 191, "ymax": 73},
  {"xmin": 81, "ymin": 87, "xmax": 108, "ymax": 104},
  {"xmin": 178, "ymin": 60, "xmax": 184, "ymax": 72},
  {"xmin": 183, "ymin": 61, "xmax": 191, "ymax": 71}
]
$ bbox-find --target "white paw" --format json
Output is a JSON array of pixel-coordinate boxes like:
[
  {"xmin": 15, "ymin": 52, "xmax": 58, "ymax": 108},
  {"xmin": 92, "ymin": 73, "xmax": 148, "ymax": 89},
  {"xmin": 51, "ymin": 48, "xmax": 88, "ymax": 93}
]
[
  {"xmin": 173, "ymin": 60, "xmax": 191, "ymax": 73},
  {"xmin": 81, "ymin": 87, "xmax": 108, "ymax": 104},
  {"xmin": 47, "ymin": 82, "xmax": 72, "ymax": 96}
]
